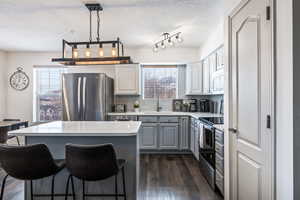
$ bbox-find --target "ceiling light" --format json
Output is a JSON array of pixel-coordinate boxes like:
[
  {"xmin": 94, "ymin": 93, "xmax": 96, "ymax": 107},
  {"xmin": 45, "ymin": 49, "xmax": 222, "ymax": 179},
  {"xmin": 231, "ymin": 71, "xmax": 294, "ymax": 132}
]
[
  {"xmin": 176, "ymin": 34, "xmax": 183, "ymax": 43},
  {"xmin": 85, "ymin": 44, "xmax": 91, "ymax": 57},
  {"xmin": 52, "ymin": 3, "xmax": 132, "ymax": 65},
  {"xmin": 161, "ymin": 41, "xmax": 166, "ymax": 49},
  {"xmin": 168, "ymin": 38, "xmax": 174, "ymax": 46},
  {"xmin": 98, "ymin": 43, "xmax": 104, "ymax": 57},
  {"xmin": 152, "ymin": 32, "xmax": 183, "ymax": 52},
  {"xmin": 112, "ymin": 43, "xmax": 117, "ymax": 57},
  {"xmin": 153, "ymin": 44, "xmax": 159, "ymax": 52},
  {"xmin": 72, "ymin": 45, "xmax": 78, "ymax": 58}
]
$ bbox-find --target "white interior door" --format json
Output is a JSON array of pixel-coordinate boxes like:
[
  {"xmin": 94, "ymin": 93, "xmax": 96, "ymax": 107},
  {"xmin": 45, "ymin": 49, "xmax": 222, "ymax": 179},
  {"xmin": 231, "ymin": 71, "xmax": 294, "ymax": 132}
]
[{"xmin": 229, "ymin": 0, "xmax": 274, "ymax": 200}]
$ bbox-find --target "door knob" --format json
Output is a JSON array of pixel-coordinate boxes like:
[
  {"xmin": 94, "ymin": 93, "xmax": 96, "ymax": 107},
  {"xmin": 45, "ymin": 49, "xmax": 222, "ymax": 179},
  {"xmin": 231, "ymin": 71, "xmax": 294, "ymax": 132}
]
[{"xmin": 229, "ymin": 128, "xmax": 238, "ymax": 134}]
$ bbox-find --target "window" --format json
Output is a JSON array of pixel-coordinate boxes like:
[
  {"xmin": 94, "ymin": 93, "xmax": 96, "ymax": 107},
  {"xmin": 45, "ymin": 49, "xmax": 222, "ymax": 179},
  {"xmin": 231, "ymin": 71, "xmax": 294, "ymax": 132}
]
[
  {"xmin": 33, "ymin": 67, "xmax": 65, "ymax": 122},
  {"xmin": 142, "ymin": 65, "xmax": 177, "ymax": 99}
]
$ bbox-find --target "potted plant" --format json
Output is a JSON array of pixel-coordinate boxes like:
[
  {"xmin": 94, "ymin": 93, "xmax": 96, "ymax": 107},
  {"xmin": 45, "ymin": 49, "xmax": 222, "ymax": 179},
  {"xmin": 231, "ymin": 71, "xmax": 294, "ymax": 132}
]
[{"xmin": 133, "ymin": 101, "xmax": 140, "ymax": 112}]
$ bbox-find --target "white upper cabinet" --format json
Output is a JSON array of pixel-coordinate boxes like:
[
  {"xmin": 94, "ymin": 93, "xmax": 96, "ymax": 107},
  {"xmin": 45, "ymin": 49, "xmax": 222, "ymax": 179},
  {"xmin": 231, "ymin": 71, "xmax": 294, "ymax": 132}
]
[
  {"xmin": 203, "ymin": 58, "xmax": 211, "ymax": 94},
  {"xmin": 115, "ymin": 64, "xmax": 141, "ymax": 95},
  {"xmin": 211, "ymin": 47, "xmax": 224, "ymax": 94},
  {"xmin": 186, "ymin": 62, "xmax": 203, "ymax": 95}
]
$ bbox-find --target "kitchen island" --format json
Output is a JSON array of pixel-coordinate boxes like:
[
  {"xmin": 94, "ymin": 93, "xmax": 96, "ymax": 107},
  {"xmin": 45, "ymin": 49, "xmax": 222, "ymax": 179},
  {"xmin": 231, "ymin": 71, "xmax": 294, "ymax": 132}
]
[{"xmin": 9, "ymin": 121, "xmax": 141, "ymax": 200}]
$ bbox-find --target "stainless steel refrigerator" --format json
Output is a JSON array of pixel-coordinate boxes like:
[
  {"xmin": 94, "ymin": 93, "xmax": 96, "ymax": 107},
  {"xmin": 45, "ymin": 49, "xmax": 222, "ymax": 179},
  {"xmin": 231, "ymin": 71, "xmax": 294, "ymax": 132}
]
[{"xmin": 62, "ymin": 73, "xmax": 114, "ymax": 121}]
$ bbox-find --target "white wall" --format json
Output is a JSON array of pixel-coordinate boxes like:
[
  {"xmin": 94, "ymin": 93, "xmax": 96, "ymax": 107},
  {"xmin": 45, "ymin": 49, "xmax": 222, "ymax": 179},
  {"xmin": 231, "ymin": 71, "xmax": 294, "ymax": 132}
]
[
  {"xmin": 199, "ymin": 22, "xmax": 224, "ymax": 60},
  {"xmin": 0, "ymin": 51, "xmax": 7, "ymax": 120},
  {"xmin": 276, "ymin": 0, "xmax": 294, "ymax": 199},
  {"xmin": 4, "ymin": 47, "xmax": 199, "ymax": 121}
]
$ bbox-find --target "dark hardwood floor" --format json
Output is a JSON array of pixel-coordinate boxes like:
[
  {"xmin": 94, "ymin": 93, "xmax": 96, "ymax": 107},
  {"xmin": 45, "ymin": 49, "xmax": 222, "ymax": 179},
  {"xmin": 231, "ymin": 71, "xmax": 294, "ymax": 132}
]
[
  {"xmin": 0, "ymin": 155, "xmax": 222, "ymax": 200},
  {"xmin": 139, "ymin": 154, "xmax": 223, "ymax": 200}
]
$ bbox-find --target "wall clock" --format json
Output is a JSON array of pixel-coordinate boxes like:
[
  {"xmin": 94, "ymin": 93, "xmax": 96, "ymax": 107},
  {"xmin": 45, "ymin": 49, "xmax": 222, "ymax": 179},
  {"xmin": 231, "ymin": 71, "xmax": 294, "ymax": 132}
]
[{"xmin": 9, "ymin": 67, "xmax": 30, "ymax": 91}]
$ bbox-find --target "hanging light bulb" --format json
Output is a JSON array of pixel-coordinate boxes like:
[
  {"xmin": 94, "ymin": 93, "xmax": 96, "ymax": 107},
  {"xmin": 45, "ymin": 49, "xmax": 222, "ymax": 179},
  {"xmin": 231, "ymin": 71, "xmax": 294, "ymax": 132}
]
[
  {"xmin": 111, "ymin": 43, "xmax": 117, "ymax": 57},
  {"xmin": 98, "ymin": 43, "xmax": 104, "ymax": 57},
  {"xmin": 72, "ymin": 45, "xmax": 78, "ymax": 58},
  {"xmin": 85, "ymin": 44, "xmax": 91, "ymax": 57},
  {"xmin": 176, "ymin": 34, "xmax": 183, "ymax": 43},
  {"xmin": 161, "ymin": 41, "xmax": 166, "ymax": 49},
  {"xmin": 153, "ymin": 44, "xmax": 159, "ymax": 52},
  {"xmin": 168, "ymin": 38, "xmax": 174, "ymax": 46}
]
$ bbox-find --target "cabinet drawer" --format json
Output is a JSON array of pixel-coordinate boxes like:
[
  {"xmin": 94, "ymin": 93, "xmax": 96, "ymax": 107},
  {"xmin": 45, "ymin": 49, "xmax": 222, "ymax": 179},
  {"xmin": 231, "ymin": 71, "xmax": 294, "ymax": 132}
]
[
  {"xmin": 138, "ymin": 116, "xmax": 158, "ymax": 123},
  {"xmin": 159, "ymin": 117, "xmax": 179, "ymax": 123},
  {"xmin": 215, "ymin": 142, "xmax": 224, "ymax": 157},
  {"xmin": 216, "ymin": 170, "xmax": 224, "ymax": 195},
  {"xmin": 215, "ymin": 129, "xmax": 224, "ymax": 144},
  {"xmin": 215, "ymin": 154, "xmax": 224, "ymax": 174}
]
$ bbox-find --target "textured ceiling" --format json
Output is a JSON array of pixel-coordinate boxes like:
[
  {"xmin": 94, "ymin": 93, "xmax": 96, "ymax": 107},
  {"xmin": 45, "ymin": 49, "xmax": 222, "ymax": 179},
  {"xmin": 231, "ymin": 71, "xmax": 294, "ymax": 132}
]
[{"xmin": 0, "ymin": 0, "xmax": 223, "ymax": 51}]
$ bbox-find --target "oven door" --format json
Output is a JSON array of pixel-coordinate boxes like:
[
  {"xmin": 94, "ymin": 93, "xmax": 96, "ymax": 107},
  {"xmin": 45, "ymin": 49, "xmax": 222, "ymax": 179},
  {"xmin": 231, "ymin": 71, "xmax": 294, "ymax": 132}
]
[{"xmin": 199, "ymin": 124, "xmax": 215, "ymax": 151}]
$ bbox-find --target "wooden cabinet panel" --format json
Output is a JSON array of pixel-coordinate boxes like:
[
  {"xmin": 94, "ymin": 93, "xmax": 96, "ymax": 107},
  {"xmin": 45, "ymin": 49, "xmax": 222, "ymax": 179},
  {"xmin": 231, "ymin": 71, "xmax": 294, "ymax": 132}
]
[
  {"xmin": 139, "ymin": 123, "xmax": 158, "ymax": 149},
  {"xmin": 180, "ymin": 117, "xmax": 189, "ymax": 150},
  {"xmin": 203, "ymin": 59, "xmax": 210, "ymax": 94},
  {"xmin": 186, "ymin": 63, "xmax": 203, "ymax": 95},
  {"xmin": 115, "ymin": 64, "xmax": 140, "ymax": 95},
  {"xmin": 159, "ymin": 123, "xmax": 179, "ymax": 149}
]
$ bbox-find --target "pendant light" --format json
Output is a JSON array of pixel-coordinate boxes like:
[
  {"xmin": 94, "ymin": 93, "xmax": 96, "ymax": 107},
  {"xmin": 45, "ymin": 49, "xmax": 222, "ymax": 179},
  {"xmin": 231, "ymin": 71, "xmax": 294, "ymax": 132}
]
[
  {"xmin": 72, "ymin": 45, "xmax": 78, "ymax": 58},
  {"xmin": 98, "ymin": 43, "xmax": 104, "ymax": 57},
  {"xmin": 85, "ymin": 44, "xmax": 91, "ymax": 57},
  {"xmin": 52, "ymin": 3, "xmax": 132, "ymax": 65},
  {"xmin": 111, "ymin": 43, "xmax": 117, "ymax": 57}
]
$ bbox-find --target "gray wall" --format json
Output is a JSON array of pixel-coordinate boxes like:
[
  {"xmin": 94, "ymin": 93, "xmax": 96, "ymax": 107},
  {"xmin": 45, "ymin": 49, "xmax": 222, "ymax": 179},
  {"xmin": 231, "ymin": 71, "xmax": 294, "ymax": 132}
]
[{"xmin": 294, "ymin": 0, "xmax": 300, "ymax": 199}]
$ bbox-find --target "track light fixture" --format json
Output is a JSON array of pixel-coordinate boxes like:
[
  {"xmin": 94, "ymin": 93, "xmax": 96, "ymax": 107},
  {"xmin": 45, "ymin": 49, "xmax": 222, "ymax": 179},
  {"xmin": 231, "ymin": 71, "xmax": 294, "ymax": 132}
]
[{"xmin": 152, "ymin": 32, "xmax": 183, "ymax": 52}]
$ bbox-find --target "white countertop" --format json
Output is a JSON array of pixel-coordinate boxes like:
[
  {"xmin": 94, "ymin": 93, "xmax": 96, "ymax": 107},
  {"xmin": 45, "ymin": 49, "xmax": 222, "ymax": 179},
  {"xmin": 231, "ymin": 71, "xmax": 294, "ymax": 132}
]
[
  {"xmin": 108, "ymin": 111, "xmax": 223, "ymax": 119},
  {"xmin": 9, "ymin": 121, "xmax": 142, "ymax": 137}
]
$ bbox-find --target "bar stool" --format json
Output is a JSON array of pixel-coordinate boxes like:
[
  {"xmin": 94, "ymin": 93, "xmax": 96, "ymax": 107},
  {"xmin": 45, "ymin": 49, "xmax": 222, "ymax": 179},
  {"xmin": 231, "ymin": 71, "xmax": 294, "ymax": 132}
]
[
  {"xmin": 3, "ymin": 119, "xmax": 26, "ymax": 146},
  {"xmin": 0, "ymin": 144, "xmax": 65, "ymax": 200},
  {"xmin": 65, "ymin": 143, "xmax": 127, "ymax": 200}
]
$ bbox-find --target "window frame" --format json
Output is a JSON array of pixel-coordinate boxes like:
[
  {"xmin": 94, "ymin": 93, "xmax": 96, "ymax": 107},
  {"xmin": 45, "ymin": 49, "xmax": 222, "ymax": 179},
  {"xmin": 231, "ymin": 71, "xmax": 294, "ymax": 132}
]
[
  {"xmin": 141, "ymin": 65, "xmax": 179, "ymax": 100},
  {"xmin": 33, "ymin": 66, "xmax": 66, "ymax": 122}
]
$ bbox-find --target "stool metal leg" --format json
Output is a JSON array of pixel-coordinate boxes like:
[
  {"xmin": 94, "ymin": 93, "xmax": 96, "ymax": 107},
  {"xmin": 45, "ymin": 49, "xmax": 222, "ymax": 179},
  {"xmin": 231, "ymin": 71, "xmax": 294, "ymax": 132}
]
[
  {"xmin": 51, "ymin": 175, "xmax": 55, "ymax": 200},
  {"xmin": 65, "ymin": 175, "xmax": 71, "ymax": 200},
  {"xmin": 115, "ymin": 175, "xmax": 118, "ymax": 200},
  {"xmin": 16, "ymin": 136, "xmax": 20, "ymax": 146},
  {"xmin": 122, "ymin": 167, "xmax": 127, "ymax": 200},
  {"xmin": 82, "ymin": 180, "xmax": 85, "ymax": 200},
  {"xmin": 0, "ymin": 175, "xmax": 8, "ymax": 200},
  {"xmin": 30, "ymin": 180, "xmax": 34, "ymax": 200},
  {"xmin": 70, "ymin": 176, "xmax": 76, "ymax": 200}
]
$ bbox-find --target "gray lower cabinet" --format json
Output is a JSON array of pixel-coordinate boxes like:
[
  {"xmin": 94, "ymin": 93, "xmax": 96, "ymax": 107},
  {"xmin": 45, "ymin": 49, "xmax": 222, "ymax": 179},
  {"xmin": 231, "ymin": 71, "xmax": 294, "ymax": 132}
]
[
  {"xmin": 180, "ymin": 117, "xmax": 189, "ymax": 150},
  {"xmin": 139, "ymin": 123, "xmax": 158, "ymax": 149},
  {"xmin": 215, "ymin": 128, "xmax": 224, "ymax": 195},
  {"xmin": 159, "ymin": 123, "xmax": 179, "ymax": 149}
]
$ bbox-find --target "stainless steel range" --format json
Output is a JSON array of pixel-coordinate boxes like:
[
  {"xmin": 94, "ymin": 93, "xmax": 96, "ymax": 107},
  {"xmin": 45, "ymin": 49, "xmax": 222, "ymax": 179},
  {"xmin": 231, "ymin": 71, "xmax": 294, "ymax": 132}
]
[{"xmin": 198, "ymin": 117, "xmax": 223, "ymax": 191}]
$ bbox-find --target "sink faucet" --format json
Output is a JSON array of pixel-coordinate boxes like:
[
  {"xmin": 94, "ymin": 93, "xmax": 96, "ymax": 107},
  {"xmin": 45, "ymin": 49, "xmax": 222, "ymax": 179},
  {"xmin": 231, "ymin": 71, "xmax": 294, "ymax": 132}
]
[{"xmin": 156, "ymin": 95, "xmax": 162, "ymax": 112}]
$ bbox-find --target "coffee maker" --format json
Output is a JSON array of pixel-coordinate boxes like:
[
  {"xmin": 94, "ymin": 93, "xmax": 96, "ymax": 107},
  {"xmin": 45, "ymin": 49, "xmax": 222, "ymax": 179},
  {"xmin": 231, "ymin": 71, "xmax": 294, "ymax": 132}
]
[
  {"xmin": 188, "ymin": 99, "xmax": 198, "ymax": 112},
  {"xmin": 199, "ymin": 99, "xmax": 211, "ymax": 112}
]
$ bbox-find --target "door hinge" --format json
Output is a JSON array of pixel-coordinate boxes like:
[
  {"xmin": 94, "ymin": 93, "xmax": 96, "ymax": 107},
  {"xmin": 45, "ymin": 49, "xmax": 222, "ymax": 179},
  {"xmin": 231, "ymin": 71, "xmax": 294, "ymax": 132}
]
[
  {"xmin": 266, "ymin": 6, "xmax": 271, "ymax": 20},
  {"xmin": 267, "ymin": 115, "xmax": 271, "ymax": 129}
]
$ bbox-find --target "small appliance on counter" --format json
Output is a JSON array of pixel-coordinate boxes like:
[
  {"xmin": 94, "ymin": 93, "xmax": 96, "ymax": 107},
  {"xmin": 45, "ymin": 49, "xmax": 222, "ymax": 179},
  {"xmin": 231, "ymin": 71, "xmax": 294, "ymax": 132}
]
[
  {"xmin": 182, "ymin": 99, "xmax": 198, "ymax": 112},
  {"xmin": 188, "ymin": 99, "xmax": 198, "ymax": 112},
  {"xmin": 199, "ymin": 99, "xmax": 211, "ymax": 112},
  {"xmin": 172, "ymin": 99, "xmax": 183, "ymax": 112},
  {"xmin": 114, "ymin": 104, "xmax": 127, "ymax": 113}
]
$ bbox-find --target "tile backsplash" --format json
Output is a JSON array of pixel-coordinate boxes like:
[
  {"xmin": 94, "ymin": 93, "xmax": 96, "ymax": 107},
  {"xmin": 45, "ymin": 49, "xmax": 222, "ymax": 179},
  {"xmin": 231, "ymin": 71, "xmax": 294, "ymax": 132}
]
[{"xmin": 114, "ymin": 94, "xmax": 223, "ymax": 113}]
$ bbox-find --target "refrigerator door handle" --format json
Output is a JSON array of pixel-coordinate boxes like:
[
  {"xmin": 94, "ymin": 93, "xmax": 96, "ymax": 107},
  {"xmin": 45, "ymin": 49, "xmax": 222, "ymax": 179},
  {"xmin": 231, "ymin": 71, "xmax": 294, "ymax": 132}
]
[
  {"xmin": 82, "ymin": 77, "xmax": 87, "ymax": 118},
  {"xmin": 77, "ymin": 77, "xmax": 82, "ymax": 116}
]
